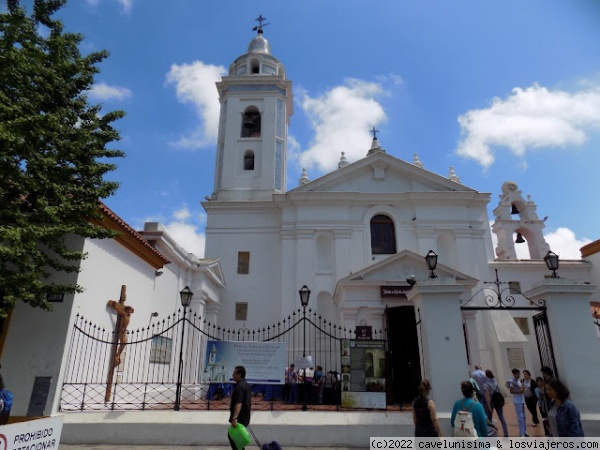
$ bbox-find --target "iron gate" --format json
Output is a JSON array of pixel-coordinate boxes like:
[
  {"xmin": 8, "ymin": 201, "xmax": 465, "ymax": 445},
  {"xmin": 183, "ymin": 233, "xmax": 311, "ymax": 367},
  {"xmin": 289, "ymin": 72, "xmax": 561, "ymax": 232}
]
[
  {"xmin": 459, "ymin": 270, "xmax": 557, "ymax": 375},
  {"xmin": 60, "ymin": 308, "xmax": 385, "ymax": 411}
]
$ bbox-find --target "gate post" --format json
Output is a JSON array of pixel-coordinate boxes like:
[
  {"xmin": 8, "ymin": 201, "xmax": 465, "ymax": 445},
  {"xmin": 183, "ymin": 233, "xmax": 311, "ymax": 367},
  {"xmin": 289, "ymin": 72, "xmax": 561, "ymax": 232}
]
[
  {"xmin": 407, "ymin": 282, "xmax": 468, "ymax": 417},
  {"xmin": 525, "ymin": 280, "xmax": 599, "ymax": 415}
]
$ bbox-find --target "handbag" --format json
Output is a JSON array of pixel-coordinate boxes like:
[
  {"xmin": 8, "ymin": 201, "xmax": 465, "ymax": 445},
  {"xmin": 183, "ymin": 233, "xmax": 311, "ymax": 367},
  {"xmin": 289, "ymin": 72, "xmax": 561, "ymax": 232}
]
[{"xmin": 228, "ymin": 423, "xmax": 251, "ymax": 450}]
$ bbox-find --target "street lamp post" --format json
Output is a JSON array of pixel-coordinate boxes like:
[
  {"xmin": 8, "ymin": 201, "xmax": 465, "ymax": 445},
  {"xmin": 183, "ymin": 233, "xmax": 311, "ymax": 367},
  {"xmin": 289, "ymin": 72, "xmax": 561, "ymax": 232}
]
[
  {"xmin": 174, "ymin": 286, "xmax": 193, "ymax": 411},
  {"xmin": 299, "ymin": 285, "xmax": 311, "ymax": 411}
]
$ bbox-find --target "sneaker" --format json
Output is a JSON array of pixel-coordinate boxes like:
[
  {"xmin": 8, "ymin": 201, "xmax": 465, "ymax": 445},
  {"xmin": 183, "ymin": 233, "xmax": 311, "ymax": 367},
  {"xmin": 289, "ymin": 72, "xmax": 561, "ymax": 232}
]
[{"xmin": 524, "ymin": 433, "xmax": 531, "ymax": 437}]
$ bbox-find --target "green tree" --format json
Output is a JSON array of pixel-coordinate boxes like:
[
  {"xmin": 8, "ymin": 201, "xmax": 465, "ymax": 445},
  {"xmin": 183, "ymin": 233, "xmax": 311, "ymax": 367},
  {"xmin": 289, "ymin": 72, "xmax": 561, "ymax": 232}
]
[{"xmin": 0, "ymin": 0, "xmax": 125, "ymax": 317}]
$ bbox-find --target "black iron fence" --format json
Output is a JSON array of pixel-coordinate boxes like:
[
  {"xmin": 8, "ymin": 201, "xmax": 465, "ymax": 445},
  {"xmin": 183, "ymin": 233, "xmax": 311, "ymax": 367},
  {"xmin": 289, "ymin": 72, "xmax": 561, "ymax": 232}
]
[{"xmin": 60, "ymin": 308, "xmax": 386, "ymax": 412}]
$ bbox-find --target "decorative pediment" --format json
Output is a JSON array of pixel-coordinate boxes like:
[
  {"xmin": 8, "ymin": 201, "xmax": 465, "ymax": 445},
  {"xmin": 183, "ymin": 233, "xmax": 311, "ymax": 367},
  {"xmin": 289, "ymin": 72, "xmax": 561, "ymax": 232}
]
[
  {"xmin": 290, "ymin": 152, "xmax": 476, "ymax": 195},
  {"xmin": 338, "ymin": 250, "xmax": 478, "ymax": 286}
]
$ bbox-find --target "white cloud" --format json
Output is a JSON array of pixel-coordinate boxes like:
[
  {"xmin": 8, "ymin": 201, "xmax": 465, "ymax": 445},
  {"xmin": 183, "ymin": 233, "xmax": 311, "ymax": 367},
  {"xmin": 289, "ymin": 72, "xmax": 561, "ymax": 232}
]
[
  {"xmin": 85, "ymin": 0, "xmax": 133, "ymax": 14},
  {"xmin": 165, "ymin": 61, "xmax": 226, "ymax": 149},
  {"xmin": 89, "ymin": 82, "xmax": 132, "ymax": 101},
  {"xmin": 543, "ymin": 227, "xmax": 591, "ymax": 260},
  {"xmin": 295, "ymin": 78, "xmax": 388, "ymax": 172},
  {"xmin": 163, "ymin": 221, "xmax": 206, "ymax": 259},
  {"xmin": 457, "ymin": 84, "xmax": 600, "ymax": 169},
  {"xmin": 163, "ymin": 207, "xmax": 206, "ymax": 258}
]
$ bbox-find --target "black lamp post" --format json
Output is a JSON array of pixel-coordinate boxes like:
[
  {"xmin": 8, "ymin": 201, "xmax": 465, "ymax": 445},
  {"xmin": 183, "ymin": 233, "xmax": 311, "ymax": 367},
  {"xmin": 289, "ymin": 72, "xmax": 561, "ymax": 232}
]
[
  {"xmin": 425, "ymin": 250, "xmax": 438, "ymax": 279},
  {"xmin": 544, "ymin": 251, "xmax": 560, "ymax": 278},
  {"xmin": 174, "ymin": 286, "xmax": 193, "ymax": 411},
  {"xmin": 299, "ymin": 285, "xmax": 311, "ymax": 411}
]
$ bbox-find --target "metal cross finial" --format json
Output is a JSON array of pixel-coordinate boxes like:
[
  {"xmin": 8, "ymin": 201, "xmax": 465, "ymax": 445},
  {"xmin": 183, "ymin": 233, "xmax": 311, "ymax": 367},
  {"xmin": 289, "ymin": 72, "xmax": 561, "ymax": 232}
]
[
  {"xmin": 370, "ymin": 126, "xmax": 379, "ymax": 139},
  {"xmin": 252, "ymin": 15, "xmax": 270, "ymax": 33}
]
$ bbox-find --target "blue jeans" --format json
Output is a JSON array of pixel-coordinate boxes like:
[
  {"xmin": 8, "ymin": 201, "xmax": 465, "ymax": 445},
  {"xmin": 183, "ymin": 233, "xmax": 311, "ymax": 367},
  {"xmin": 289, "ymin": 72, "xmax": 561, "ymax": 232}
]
[
  {"xmin": 488, "ymin": 404, "xmax": 509, "ymax": 436},
  {"xmin": 515, "ymin": 402, "xmax": 527, "ymax": 436}
]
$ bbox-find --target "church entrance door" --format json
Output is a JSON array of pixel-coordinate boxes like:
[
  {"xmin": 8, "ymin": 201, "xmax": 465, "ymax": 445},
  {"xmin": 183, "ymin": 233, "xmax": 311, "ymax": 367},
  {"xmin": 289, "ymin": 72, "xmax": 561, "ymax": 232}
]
[{"xmin": 385, "ymin": 306, "xmax": 420, "ymax": 405}]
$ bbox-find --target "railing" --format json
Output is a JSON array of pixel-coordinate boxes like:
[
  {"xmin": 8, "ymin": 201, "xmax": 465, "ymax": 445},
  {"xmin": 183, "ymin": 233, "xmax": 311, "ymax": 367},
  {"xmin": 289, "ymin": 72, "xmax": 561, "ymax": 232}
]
[{"xmin": 60, "ymin": 308, "xmax": 386, "ymax": 411}]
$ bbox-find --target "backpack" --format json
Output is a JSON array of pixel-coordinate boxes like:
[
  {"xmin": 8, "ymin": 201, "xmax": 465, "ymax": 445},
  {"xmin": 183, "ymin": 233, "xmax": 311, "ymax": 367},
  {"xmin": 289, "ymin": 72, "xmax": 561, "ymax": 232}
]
[
  {"xmin": 454, "ymin": 400, "xmax": 478, "ymax": 439},
  {"xmin": 489, "ymin": 384, "xmax": 505, "ymax": 408},
  {"xmin": 0, "ymin": 389, "xmax": 12, "ymax": 413}
]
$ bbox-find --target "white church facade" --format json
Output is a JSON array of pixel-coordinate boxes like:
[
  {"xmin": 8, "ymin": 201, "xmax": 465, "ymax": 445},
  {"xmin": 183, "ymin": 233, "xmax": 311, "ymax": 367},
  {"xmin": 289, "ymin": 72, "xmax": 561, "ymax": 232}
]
[{"xmin": 1, "ymin": 23, "xmax": 599, "ymax": 439}]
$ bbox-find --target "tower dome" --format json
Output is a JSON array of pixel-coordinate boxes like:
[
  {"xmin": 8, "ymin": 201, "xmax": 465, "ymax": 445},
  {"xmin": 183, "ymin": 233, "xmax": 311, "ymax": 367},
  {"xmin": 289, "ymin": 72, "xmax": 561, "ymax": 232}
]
[
  {"xmin": 247, "ymin": 32, "xmax": 271, "ymax": 54},
  {"xmin": 228, "ymin": 17, "xmax": 286, "ymax": 78}
]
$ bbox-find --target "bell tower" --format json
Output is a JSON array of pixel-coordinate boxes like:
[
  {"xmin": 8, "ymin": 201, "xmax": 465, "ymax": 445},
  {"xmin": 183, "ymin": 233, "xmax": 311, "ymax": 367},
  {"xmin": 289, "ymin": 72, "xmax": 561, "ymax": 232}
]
[
  {"xmin": 491, "ymin": 181, "xmax": 550, "ymax": 260},
  {"xmin": 209, "ymin": 17, "xmax": 293, "ymax": 202}
]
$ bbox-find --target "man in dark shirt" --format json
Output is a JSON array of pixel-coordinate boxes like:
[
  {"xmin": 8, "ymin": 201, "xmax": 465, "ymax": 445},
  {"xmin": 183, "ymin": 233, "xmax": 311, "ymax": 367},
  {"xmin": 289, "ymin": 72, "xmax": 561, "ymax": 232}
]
[{"xmin": 228, "ymin": 365, "xmax": 251, "ymax": 449}]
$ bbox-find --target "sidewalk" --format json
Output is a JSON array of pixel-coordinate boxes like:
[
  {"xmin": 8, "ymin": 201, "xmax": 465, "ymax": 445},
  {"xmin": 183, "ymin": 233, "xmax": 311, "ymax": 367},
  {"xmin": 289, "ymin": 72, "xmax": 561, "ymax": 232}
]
[{"xmin": 57, "ymin": 399, "xmax": 543, "ymax": 449}]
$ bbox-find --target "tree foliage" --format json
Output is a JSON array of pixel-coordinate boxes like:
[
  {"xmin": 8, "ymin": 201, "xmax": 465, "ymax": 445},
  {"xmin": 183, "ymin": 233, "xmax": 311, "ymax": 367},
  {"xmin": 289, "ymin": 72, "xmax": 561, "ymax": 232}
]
[{"xmin": 0, "ymin": 0, "xmax": 125, "ymax": 317}]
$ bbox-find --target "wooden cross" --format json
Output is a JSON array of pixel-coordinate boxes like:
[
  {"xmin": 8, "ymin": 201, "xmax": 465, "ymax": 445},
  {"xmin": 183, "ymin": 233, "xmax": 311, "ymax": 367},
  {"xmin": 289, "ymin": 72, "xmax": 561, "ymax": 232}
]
[{"xmin": 105, "ymin": 285, "xmax": 134, "ymax": 402}]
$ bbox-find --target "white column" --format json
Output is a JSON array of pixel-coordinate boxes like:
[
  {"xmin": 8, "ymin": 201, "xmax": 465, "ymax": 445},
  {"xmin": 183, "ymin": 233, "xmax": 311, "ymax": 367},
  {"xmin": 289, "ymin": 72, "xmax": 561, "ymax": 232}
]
[
  {"xmin": 525, "ymin": 279, "xmax": 599, "ymax": 415},
  {"xmin": 407, "ymin": 282, "xmax": 468, "ymax": 415}
]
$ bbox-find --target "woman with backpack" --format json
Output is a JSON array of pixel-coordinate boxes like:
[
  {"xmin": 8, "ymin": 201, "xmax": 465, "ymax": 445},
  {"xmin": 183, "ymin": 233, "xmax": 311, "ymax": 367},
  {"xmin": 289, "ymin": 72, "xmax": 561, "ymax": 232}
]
[
  {"xmin": 483, "ymin": 369, "xmax": 509, "ymax": 437},
  {"xmin": 451, "ymin": 381, "xmax": 488, "ymax": 439}
]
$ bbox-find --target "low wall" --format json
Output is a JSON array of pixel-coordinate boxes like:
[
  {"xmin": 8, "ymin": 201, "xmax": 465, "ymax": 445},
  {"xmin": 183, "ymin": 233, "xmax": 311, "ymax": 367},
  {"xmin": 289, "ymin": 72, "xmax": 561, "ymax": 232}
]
[{"xmin": 61, "ymin": 410, "xmax": 412, "ymax": 447}]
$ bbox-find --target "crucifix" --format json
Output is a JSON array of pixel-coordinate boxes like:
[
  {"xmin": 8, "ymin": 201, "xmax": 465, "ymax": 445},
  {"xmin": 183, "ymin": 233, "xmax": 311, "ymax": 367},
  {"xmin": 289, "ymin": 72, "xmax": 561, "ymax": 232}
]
[
  {"xmin": 105, "ymin": 285, "xmax": 134, "ymax": 402},
  {"xmin": 370, "ymin": 126, "xmax": 380, "ymax": 139}
]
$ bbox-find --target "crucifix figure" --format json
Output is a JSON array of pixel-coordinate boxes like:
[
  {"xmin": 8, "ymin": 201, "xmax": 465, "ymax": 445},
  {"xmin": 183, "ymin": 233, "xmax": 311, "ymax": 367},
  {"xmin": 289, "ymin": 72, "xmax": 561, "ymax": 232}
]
[{"xmin": 107, "ymin": 286, "xmax": 135, "ymax": 365}]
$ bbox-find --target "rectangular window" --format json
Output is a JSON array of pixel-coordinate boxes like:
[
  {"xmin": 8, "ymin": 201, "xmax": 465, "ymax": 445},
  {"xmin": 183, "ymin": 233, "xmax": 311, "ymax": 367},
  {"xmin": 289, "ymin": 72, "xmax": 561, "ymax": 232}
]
[
  {"xmin": 508, "ymin": 281, "xmax": 521, "ymax": 294},
  {"xmin": 513, "ymin": 317, "xmax": 530, "ymax": 335},
  {"xmin": 237, "ymin": 251, "xmax": 250, "ymax": 274},
  {"xmin": 149, "ymin": 336, "xmax": 172, "ymax": 364},
  {"xmin": 236, "ymin": 302, "xmax": 248, "ymax": 321}
]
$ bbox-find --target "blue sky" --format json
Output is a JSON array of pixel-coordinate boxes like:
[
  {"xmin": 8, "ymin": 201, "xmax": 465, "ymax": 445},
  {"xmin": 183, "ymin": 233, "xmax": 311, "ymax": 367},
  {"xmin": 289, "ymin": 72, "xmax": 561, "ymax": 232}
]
[{"xmin": 11, "ymin": 0, "xmax": 600, "ymax": 259}]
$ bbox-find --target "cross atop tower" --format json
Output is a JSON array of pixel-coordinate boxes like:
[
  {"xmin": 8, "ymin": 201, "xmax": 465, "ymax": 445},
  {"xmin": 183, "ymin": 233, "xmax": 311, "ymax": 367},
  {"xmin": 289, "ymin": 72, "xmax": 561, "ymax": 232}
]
[
  {"xmin": 370, "ymin": 126, "xmax": 379, "ymax": 139},
  {"xmin": 252, "ymin": 15, "xmax": 270, "ymax": 34}
]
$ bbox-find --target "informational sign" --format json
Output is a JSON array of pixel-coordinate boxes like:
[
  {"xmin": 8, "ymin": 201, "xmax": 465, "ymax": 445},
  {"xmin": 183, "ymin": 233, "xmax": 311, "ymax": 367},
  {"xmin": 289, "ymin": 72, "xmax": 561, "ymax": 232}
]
[
  {"xmin": 506, "ymin": 347, "xmax": 526, "ymax": 368},
  {"xmin": 340, "ymin": 339, "xmax": 386, "ymax": 409},
  {"xmin": 203, "ymin": 340, "xmax": 286, "ymax": 384},
  {"xmin": 0, "ymin": 415, "xmax": 64, "ymax": 450}
]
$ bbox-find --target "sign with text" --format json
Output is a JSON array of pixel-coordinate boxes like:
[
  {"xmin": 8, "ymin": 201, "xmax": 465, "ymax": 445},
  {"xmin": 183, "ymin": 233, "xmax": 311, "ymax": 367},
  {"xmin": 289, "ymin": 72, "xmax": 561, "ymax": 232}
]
[
  {"xmin": 203, "ymin": 340, "xmax": 286, "ymax": 384},
  {"xmin": 380, "ymin": 286, "xmax": 410, "ymax": 298},
  {"xmin": 0, "ymin": 415, "xmax": 64, "ymax": 450},
  {"xmin": 340, "ymin": 339, "xmax": 386, "ymax": 409}
]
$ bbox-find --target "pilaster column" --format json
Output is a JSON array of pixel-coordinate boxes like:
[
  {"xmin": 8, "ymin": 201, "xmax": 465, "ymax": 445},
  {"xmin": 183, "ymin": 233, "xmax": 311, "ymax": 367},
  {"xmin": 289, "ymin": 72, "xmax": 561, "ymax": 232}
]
[
  {"xmin": 525, "ymin": 279, "xmax": 598, "ymax": 414},
  {"xmin": 407, "ymin": 282, "xmax": 468, "ymax": 415}
]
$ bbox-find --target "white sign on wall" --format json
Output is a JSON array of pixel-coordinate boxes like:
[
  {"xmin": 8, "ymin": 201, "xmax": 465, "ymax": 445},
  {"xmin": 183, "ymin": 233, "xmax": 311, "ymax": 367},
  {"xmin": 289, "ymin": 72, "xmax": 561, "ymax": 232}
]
[{"xmin": 0, "ymin": 415, "xmax": 64, "ymax": 450}]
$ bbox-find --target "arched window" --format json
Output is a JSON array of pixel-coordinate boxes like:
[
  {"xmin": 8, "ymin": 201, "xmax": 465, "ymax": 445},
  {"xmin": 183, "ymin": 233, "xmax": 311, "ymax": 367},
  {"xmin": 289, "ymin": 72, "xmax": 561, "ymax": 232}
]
[
  {"xmin": 241, "ymin": 106, "xmax": 261, "ymax": 138},
  {"xmin": 370, "ymin": 214, "xmax": 396, "ymax": 255},
  {"xmin": 243, "ymin": 150, "xmax": 255, "ymax": 170}
]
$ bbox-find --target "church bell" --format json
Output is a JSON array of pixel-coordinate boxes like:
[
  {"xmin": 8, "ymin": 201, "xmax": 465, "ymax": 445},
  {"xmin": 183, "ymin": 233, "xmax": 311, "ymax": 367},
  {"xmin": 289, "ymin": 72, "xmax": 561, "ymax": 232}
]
[
  {"xmin": 515, "ymin": 232, "xmax": 525, "ymax": 244},
  {"xmin": 243, "ymin": 116, "xmax": 255, "ymax": 128},
  {"xmin": 511, "ymin": 204, "xmax": 519, "ymax": 214}
]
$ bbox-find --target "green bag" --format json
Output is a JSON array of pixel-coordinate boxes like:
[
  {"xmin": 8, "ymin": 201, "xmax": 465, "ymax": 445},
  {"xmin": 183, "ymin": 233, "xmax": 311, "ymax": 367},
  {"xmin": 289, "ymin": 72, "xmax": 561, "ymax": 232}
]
[{"xmin": 228, "ymin": 423, "xmax": 251, "ymax": 450}]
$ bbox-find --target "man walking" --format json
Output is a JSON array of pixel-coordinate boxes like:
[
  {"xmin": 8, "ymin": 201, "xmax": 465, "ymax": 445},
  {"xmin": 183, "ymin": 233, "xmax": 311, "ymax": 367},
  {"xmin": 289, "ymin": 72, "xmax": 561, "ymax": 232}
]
[
  {"xmin": 507, "ymin": 368, "xmax": 529, "ymax": 437},
  {"xmin": 471, "ymin": 364, "xmax": 489, "ymax": 416},
  {"xmin": 228, "ymin": 366, "xmax": 252, "ymax": 449}
]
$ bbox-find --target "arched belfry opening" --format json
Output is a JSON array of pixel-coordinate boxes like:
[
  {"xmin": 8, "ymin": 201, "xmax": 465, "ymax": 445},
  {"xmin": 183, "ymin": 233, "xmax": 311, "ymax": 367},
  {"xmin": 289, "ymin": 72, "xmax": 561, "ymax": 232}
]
[
  {"xmin": 241, "ymin": 106, "xmax": 261, "ymax": 138},
  {"xmin": 492, "ymin": 181, "xmax": 550, "ymax": 260},
  {"xmin": 250, "ymin": 58, "xmax": 260, "ymax": 74}
]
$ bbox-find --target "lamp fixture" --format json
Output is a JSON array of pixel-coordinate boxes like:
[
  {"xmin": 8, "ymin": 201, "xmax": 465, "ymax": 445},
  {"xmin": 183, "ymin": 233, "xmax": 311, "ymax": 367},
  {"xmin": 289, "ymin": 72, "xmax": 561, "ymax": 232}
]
[
  {"xmin": 543, "ymin": 251, "xmax": 559, "ymax": 278},
  {"xmin": 425, "ymin": 250, "xmax": 438, "ymax": 279},
  {"xmin": 299, "ymin": 285, "xmax": 311, "ymax": 307},
  {"xmin": 179, "ymin": 286, "xmax": 194, "ymax": 307},
  {"xmin": 406, "ymin": 275, "xmax": 416, "ymax": 287}
]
